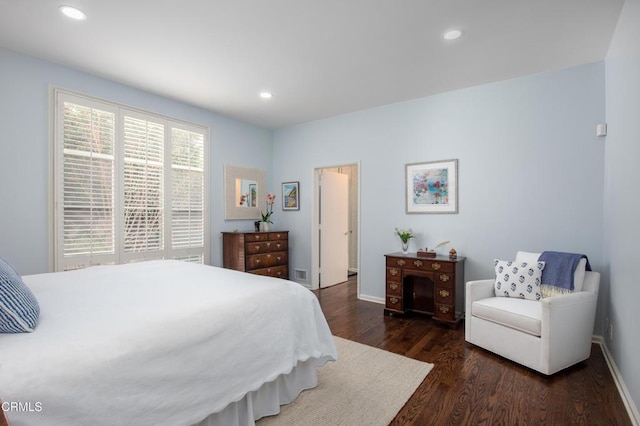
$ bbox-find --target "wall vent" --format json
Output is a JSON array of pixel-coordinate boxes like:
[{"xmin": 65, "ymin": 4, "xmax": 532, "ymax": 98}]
[{"xmin": 294, "ymin": 269, "xmax": 308, "ymax": 283}]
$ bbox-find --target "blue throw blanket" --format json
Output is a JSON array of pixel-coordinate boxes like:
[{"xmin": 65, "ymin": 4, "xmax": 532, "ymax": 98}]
[{"xmin": 539, "ymin": 251, "xmax": 591, "ymax": 291}]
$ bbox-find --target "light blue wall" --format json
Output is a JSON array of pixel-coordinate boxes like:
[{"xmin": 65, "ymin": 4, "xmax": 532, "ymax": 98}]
[
  {"xmin": 0, "ymin": 47, "xmax": 273, "ymax": 274},
  {"xmin": 605, "ymin": 0, "xmax": 640, "ymax": 414},
  {"xmin": 274, "ymin": 62, "xmax": 606, "ymax": 331}
]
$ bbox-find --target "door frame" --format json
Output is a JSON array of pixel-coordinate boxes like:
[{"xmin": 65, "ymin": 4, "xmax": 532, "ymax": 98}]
[{"xmin": 311, "ymin": 161, "xmax": 360, "ymax": 293}]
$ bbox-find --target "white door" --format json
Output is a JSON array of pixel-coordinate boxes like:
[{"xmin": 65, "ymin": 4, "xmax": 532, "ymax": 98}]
[{"xmin": 319, "ymin": 170, "xmax": 349, "ymax": 287}]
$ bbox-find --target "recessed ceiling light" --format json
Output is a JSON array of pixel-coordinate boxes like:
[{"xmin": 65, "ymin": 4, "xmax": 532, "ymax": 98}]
[
  {"xmin": 59, "ymin": 6, "xmax": 87, "ymax": 21},
  {"xmin": 443, "ymin": 29, "xmax": 462, "ymax": 40},
  {"xmin": 259, "ymin": 92, "xmax": 273, "ymax": 99}
]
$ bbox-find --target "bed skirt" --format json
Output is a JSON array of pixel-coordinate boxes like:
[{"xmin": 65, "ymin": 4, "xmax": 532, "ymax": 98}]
[{"xmin": 195, "ymin": 357, "xmax": 326, "ymax": 426}]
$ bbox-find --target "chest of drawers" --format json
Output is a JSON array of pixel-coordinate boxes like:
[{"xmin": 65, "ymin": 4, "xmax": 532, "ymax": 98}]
[
  {"xmin": 222, "ymin": 231, "xmax": 289, "ymax": 279},
  {"xmin": 384, "ymin": 253, "xmax": 465, "ymax": 328}
]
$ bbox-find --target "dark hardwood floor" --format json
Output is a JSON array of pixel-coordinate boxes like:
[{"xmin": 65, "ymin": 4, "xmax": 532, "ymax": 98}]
[{"xmin": 314, "ymin": 276, "xmax": 631, "ymax": 426}]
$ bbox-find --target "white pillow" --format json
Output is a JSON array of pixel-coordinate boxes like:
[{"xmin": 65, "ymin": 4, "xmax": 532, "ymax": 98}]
[
  {"xmin": 494, "ymin": 259, "xmax": 545, "ymax": 301},
  {"xmin": 515, "ymin": 251, "xmax": 586, "ymax": 292}
]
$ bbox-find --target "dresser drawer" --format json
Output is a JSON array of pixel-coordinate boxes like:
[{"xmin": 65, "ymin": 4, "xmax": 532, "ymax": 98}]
[
  {"xmin": 246, "ymin": 240, "xmax": 288, "ymax": 254},
  {"xmin": 245, "ymin": 232, "xmax": 269, "ymax": 242},
  {"xmin": 246, "ymin": 241, "xmax": 270, "ymax": 254},
  {"xmin": 268, "ymin": 239, "xmax": 288, "ymax": 252},
  {"xmin": 252, "ymin": 265, "xmax": 288, "ymax": 279},
  {"xmin": 269, "ymin": 231, "xmax": 288, "ymax": 241},
  {"xmin": 247, "ymin": 252, "xmax": 287, "ymax": 270}
]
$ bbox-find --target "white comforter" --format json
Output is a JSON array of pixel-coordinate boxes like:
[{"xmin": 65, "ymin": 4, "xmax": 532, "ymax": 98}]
[{"xmin": 0, "ymin": 260, "xmax": 337, "ymax": 425}]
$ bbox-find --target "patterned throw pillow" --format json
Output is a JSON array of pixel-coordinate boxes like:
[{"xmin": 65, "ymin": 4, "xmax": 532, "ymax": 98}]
[
  {"xmin": 0, "ymin": 257, "xmax": 40, "ymax": 333},
  {"xmin": 494, "ymin": 259, "xmax": 545, "ymax": 301}
]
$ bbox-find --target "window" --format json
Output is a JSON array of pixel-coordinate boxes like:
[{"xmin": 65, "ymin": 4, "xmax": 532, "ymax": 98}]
[{"xmin": 53, "ymin": 90, "xmax": 209, "ymax": 271}]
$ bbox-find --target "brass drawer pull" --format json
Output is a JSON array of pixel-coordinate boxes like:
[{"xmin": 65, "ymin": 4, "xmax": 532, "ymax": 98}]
[
  {"xmin": 439, "ymin": 289, "xmax": 450, "ymax": 298},
  {"xmin": 413, "ymin": 260, "xmax": 423, "ymax": 267},
  {"xmin": 389, "ymin": 283, "xmax": 398, "ymax": 291},
  {"xmin": 440, "ymin": 274, "xmax": 450, "ymax": 282},
  {"xmin": 276, "ymin": 234, "xmax": 281, "ymax": 238},
  {"xmin": 276, "ymin": 243, "xmax": 282, "ymax": 249},
  {"xmin": 277, "ymin": 256, "xmax": 282, "ymax": 261},
  {"xmin": 255, "ymin": 259, "xmax": 261, "ymax": 264},
  {"xmin": 439, "ymin": 305, "xmax": 450, "ymax": 314},
  {"xmin": 397, "ymin": 259, "xmax": 405, "ymax": 266},
  {"xmin": 254, "ymin": 235, "xmax": 261, "ymax": 240},
  {"xmin": 266, "ymin": 242, "xmax": 271, "ymax": 247},
  {"xmin": 432, "ymin": 262, "xmax": 441, "ymax": 270},
  {"xmin": 389, "ymin": 297, "xmax": 399, "ymax": 305},
  {"xmin": 389, "ymin": 268, "xmax": 399, "ymax": 276},
  {"xmin": 255, "ymin": 245, "xmax": 261, "ymax": 250},
  {"xmin": 276, "ymin": 271, "xmax": 282, "ymax": 276}
]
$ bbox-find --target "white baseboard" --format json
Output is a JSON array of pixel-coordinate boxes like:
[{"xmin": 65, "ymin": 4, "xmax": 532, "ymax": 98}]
[
  {"xmin": 593, "ymin": 335, "xmax": 640, "ymax": 426},
  {"xmin": 357, "ymin": 294, "xmax": 385, "ymax": 304}
]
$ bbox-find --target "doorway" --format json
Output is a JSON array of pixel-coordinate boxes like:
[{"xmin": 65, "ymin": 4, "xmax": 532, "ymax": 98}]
[{"xmin": 311, "ymin": 163, "xmax": 359, "ymax": 291}]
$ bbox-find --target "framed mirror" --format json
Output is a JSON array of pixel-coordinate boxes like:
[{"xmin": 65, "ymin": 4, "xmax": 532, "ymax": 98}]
[{"xmin": 224, "ymin": 165, "xmax": 266, "ymax": 220}]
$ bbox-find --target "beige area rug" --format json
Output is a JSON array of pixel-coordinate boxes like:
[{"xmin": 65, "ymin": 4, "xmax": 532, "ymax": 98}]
[{"xmin": 257, "ymin": 336, "xmax": 434, "ymax": 426}]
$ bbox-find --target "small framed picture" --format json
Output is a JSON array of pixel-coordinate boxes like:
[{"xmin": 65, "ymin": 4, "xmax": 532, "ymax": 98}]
[
  {"xmin": 282, "ymin": 181, "xmax": 300, "ymax": 211},
  {"xmin": 248, "ymin": 183, "xmax": 257, "ymax": 207},
  {"xmin": 406, "ymin": 159, "xmax": 458, "ymax": 214}
]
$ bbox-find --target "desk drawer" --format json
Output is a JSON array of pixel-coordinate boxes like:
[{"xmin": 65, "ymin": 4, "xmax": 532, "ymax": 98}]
[
  {"xmin": 386, "ymin": 280, "xmax": 402, "ymax": 296},
  {"xmin": 387, "ymin": 257, "xmax": 454, "ymax": 273},
  {"xmin": 386, "ymin": 267, "xmax": 402, "ymax": 282},
  {"xmin": 435, "ymin": 286, "xmax": 454, "ymax": 304},
  {"xmin": 385, "ymin": 296, "xmax": 403, "ymax": 311},
  {"xmin": 436, "ymin": 272, "xmax": 454, "ymax": 286},
  {"xmin": 435, "ymin": 303, "xmax": 455, "ymax": 321},
  {"xmin": 408, "ymin": 259, "xmax": 454, "ymax": 273}
]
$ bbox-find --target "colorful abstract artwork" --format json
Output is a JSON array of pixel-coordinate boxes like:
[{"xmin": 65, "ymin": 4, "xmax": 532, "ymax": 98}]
[{"xmin": 406, "ymin": 159, "xmax": 458, "ymax": 213}]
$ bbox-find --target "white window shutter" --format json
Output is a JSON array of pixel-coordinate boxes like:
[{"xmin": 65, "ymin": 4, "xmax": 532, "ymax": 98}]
[
  {"xmin": 58, "ymin": 98, "xmax": 117, "ymax": 270},
  {"xmin": 122, "ymin": 114, "xmax": 165, "ymax": 258},
  {"xmin": 170, "ymin": 126, "xmax": 205, "ymax": 256},
  {"xmin": 54, "ymin": 90, "xmax": 209, "ymax": 271}
]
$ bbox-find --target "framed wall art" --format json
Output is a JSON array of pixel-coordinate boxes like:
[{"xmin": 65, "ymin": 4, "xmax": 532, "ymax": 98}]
[
  {"xmin": 282, "ymin": 181, "xmax": 300, "ymax": 211},
  {"xmin": 248, "ymin": 183, "xmax": 257, "ymax": 207},
  {"xmin": 406, "ymin": 159, "xmax": 458, "ymax": 214}
]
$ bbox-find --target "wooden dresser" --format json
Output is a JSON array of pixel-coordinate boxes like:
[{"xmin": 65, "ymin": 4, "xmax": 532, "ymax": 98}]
[
  {"xmin": 222, "ymin": 231, "xmax": 289, "ymax": 279},
  {"xmin": 384, "ymin": 252, "xmax": 465, "ymax": 328}
]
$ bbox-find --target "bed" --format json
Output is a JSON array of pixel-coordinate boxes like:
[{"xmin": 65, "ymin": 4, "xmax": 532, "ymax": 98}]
[{"xmin": 0, "ymin": 260, "xmax": 337, "ymax": 425}]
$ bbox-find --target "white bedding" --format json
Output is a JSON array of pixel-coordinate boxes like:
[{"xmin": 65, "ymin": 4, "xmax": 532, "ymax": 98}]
[{"xmin": 0, "ymin": 260, "xmax": 337, "ymax": 425}]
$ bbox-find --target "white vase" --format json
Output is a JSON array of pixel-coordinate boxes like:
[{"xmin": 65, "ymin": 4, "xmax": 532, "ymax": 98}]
[
  {"xmin": 401, "ymin": 241, "xmax": 409, "ymax": 254},
  {"xmin": 262, "ymin": 221, "xmax": 270, "ymax": 232}
]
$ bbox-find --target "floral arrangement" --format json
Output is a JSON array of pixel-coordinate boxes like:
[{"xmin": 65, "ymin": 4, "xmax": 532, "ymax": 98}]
[
  {"xmin": 261, "ymin": 193, "xmax": 276, "ymax": 223},
  {"xmin": 394, "ymin": 227, "xmax": 414, "ymax": 243}
]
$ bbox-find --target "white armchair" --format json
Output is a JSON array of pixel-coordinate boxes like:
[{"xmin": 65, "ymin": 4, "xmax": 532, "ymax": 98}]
[{"xmin": 465, "ymin": 251, "xmax": 600, "ymax": 375}]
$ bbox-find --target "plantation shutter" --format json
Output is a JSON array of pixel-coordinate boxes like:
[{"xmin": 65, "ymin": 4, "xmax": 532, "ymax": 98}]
[
  {"xmin": 53, "ymin": 90, "xmax": 209, "ymax": 271},
  {"xmin": 170, "ymin": 126, "xmax": 205, "ymax": 263},
  {"xmin": 122, "ymin": 113, "xmax": 165, "ymax": 261},
  {"xmin": 57, "ymin": 96, "xmax": 117, "ymax": 270}
]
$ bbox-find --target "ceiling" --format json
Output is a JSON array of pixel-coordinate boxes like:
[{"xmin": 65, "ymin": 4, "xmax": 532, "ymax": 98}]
[{"xmin": 0, "ymin": 0, "xmax": 625, "ymax": 129}]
